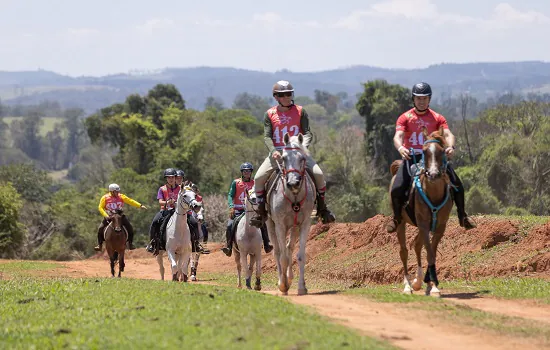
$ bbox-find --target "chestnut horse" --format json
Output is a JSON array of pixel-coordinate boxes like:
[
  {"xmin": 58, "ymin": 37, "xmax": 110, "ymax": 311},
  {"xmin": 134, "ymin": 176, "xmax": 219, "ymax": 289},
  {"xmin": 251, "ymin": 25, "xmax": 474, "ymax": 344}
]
[
  {"xmin": 389, "ymin": 127, "xmax": 453, "ymax": 297},
  {"xmin": 104, "ymin": 210, "xmax": 127, "ymax": 278}
]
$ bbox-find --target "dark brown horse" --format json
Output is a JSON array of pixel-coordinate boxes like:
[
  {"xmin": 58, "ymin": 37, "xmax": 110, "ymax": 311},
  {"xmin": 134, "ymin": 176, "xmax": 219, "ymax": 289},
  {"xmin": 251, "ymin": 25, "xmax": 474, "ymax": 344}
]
[
  {"xmin": 389, "ymin": 126, "xmax": 453, "ymax": 297},
  {"xmin": 104, "ymin": 210, "xmax": 127, "ymax": 278}
]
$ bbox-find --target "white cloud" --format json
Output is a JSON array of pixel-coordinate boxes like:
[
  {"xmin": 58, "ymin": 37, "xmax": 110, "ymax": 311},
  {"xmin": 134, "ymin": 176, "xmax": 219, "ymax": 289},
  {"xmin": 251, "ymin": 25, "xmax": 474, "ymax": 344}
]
[
  {"xmin": 136, "ymin": 18, "xmax": 175, "ymax": 35},
  {"xmin": 491, "ymin": 3, "xmax": 550, "ymax": 24},
  {"xmin": 67, "ymin": 28, "xmax": 100, "ymax": 36},
  {"xmin": 332, "ymin": 1, "xmax": 548, "ymax": 30},
  {"xmin": 253, "ymin": 12, "xmax": 282, "ymax": 23}
]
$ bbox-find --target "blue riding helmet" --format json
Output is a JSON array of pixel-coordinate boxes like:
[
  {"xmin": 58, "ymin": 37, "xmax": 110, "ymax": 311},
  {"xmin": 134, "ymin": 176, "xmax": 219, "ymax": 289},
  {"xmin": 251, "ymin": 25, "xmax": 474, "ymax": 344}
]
[{"xmin": 240, "ymin": 162, "xmax": 253, "ymax": 172}]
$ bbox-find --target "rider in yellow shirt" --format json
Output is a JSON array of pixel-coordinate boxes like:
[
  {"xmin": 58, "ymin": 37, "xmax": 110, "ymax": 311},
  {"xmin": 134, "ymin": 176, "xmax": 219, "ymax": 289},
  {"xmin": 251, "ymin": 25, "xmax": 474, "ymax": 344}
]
[{"xmin": 94, "ymin": 183, "xmax": 148, "ymax": 251}]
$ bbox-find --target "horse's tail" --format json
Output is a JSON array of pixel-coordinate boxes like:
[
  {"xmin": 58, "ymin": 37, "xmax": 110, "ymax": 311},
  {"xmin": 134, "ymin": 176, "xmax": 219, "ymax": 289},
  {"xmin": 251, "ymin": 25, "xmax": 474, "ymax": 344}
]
[{"xmin": 390, "ymin": 160, "xmax": 402, "ymax": 176}]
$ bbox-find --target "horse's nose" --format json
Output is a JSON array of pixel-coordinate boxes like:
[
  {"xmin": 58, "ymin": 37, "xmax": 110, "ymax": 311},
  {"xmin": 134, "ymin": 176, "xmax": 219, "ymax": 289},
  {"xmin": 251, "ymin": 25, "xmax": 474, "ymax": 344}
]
[
  {"xmin": 426, "ymin": 169, "xmax": 440, "ymax": 180},
  {"xmin": 114, "ymin": 227, "xmax": 122, "ymax": 232}
]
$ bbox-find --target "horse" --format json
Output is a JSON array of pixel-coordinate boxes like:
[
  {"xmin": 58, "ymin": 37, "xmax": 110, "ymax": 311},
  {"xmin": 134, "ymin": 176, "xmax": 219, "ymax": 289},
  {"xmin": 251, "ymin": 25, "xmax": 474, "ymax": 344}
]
[
  {"xmin": 189, "ymin": 203, "xmax": 205, "ymax": 282},
  {"xmin": 233, "ymin": 188, "xmax": 263, "ymax": 290},
  {"xmin": 155, "ymin": 187, "xmax": 198, "ymax": 282},
  {"xmin": 104, "ymin": 210, "xmax": 127, "ymax": 278},
  {"xmin": 265, "ymin": 133, "xmax": 316, "ymax": 295},
  {"xmin": 389, "ymin": 126, "xmax": 453, "ymax": 297}
]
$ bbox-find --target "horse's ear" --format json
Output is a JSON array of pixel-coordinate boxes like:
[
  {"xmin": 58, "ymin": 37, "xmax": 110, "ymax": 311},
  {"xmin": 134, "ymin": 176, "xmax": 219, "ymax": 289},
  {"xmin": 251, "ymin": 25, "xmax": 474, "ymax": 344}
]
[
  {"xmin": 422, "ymin": 126, "xmax": 429, "ymax": 139},
  {"xmin": 439, "ymin": 126, "xmax": 444, "ymax": 136},
  {"xmin": 298, "ymin": 133, "xmax": 304, "ymax": 144},
  {"xmin": 283, "ymin": 132, "xmax": 290, "ymax": 145}
]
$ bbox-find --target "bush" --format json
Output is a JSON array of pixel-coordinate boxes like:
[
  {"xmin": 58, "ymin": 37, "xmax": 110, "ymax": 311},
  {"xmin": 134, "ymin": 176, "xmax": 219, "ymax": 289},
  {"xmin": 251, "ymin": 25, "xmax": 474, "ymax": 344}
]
[{"xmin": 465, "ymin": 185, "xmax": 502, "ymax": 214}]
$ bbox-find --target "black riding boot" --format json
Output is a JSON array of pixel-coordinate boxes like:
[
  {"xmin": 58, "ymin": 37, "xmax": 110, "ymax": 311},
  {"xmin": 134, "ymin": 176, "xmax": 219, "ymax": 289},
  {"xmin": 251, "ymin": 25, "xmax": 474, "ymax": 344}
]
[
  {"xmin": 386, "ymin": 199, "xmax": 404, "ymax": 233},
  {"xmin": 453, "ymin": 189, "xmax": 476, "ymax": 230},
  {"xmin": 94, "ymin": 226, "xmax": 104, "ymax": 251},
  {"xmin": 250, "ymin": 196, "xmax": 267, "ymax": 228},
  {"xmin": 316, "ymin": 193, "xmax": 336, "ymax": 224},
  {"xmin": 222, "ymin": 224, "xmax": 233, "ymax": 257},
  {"xmin": 260, "ymin": 225, "xmax": 273, "ymax": 253}
]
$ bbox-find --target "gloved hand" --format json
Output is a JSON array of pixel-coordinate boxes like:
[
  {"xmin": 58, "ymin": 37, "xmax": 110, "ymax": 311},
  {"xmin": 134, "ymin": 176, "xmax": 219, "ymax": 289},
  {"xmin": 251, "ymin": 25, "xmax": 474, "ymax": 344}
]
[{"xmin": 229, "ymin": 208, "xmax": 235, "ymax": 219}]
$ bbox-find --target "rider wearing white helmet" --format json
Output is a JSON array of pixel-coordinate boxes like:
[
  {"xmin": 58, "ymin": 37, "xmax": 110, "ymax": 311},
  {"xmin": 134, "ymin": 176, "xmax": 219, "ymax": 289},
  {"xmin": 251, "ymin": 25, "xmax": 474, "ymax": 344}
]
[
  {"xmin": 95, "ymin": 183, "xmax": 148, "ymax": 251},
  {"xmin": 250, "ymin": 80, "xmax": 336, "ymax": 227}
]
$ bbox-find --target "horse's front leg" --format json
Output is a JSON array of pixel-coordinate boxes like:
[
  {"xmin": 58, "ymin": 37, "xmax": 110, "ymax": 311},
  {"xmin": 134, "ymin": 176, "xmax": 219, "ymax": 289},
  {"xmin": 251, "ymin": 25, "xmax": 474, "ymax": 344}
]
[
  {"xmin": 118, "ymin": 251, "xmax": 125, "ymax": 278},
  {"xmin": 427, "ymin": 223, "xmax": 447, "ymax": 297},
  {"xmin": 397, "ymin": 223, "xmax": 412, "ymax": 294},
  {"xmin": 242, "ymin": 251, "xmax": 252, "ymax": 289},
  {"xmin": 297, "ymin": 223, "xmax": 310, "ymax": 296},
  {"xmin": 254, "ymin": 249, "xmax": 262, "ymax": 291},
  {"xmin": 419, "ymin": 223, "xmax": 437, "ymax": 297},
  {"xmin": 166, "ymin": 245, "xmax": 179, "ymax": 281},
  {"xmin": 287, "ymin": 226, "xmax": 300, "ymax": 288},
  {"xmin": 412, "ymin": 234, "xmax": 423, "ymax": 291},
  {"xmin": 234, "ymin": 250, "xmax": 242, "ymax": 288},
  {"xmin": 156, "ymin": 251, "xmax": 165, "ymax": 280}
]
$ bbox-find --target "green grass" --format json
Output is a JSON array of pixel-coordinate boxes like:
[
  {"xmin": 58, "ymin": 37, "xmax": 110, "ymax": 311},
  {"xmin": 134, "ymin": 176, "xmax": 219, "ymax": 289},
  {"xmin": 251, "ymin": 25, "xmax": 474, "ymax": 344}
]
[
  {"xmin": 0, "ymin": 261, "xmax": 61, "ymax": 277},
  {"xmin": 0, "ymin": 278, "xmax": 394, "ymax": 350},
  {"xmin": 444, "ymin": 277, "xmax": 550, "ymax": 303}
]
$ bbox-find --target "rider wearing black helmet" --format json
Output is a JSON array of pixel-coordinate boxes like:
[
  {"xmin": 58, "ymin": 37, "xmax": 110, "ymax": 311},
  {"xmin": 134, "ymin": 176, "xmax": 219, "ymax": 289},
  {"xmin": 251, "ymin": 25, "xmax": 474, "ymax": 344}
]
[
  {"xmin": 146, "ymin": 168, "xmax": 181, "ymax": 253},
  {"xmin": 222, "ymin": 162, "xmax": 273, "ymax": 257},
  {"xmin": 175, "ymin": 169, "xmax": 185, "ymax": 187},
  {"xmin": 386, "ymin": 82, "xmax": 476, "ymax": 233}
]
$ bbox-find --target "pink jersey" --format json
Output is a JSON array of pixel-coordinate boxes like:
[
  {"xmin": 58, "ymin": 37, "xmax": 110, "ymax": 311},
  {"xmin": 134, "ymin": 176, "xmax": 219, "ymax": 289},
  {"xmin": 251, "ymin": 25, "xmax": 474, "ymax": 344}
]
[{"xmin": 267, "ymin": 105, "xmax": 303, "ymax": 150}]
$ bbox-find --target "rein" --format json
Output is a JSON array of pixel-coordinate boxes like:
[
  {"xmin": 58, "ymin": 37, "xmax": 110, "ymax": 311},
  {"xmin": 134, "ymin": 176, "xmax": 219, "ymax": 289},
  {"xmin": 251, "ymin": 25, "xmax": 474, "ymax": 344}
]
[
  {"xmin": 412, "ymin": 139, "xmax": 451, "ymax": 232},
  {"xmin": 276, "ymin": 146, "xmax": 309, "ymax": 226}
]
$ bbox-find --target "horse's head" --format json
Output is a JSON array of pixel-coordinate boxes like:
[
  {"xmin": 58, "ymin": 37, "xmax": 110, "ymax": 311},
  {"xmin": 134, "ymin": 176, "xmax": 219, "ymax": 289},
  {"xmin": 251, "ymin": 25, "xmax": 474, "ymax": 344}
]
[
  {"xmin": 281, "ymin": 133, "xmax": 309, "ymax": 195},
  {"xmin": 110, "ymin": 210, "xmax": 124, "ymax": 232},
  {"xmin": 245, "ymin": 188, "xmax": 257, "ymax": 209},
  {"xmin": 422, "ymin": 126, "xmax": 448, "ymax": 182},
  {"xmin": 177, "ymin": 187, "xmax": 198, "ymax": 212}
]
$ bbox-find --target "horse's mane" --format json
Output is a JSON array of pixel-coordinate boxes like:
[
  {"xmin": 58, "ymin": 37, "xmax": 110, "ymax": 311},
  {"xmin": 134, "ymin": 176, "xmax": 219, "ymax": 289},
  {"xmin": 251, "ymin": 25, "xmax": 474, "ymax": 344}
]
[
  {"xmin": 286, "ymin": 135, "xmax": 310, "ymax": 156},
  {"xmin": 426, "ymin": 130, "xmax": 447, "ymax": 148}
]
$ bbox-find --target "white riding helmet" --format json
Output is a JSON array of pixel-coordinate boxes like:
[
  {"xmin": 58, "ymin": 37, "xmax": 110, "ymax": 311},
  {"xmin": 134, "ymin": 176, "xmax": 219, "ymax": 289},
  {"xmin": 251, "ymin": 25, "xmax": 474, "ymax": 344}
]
[{"xmin": 108, "ymin": 183, "xmax": 120, "ymax": 192}]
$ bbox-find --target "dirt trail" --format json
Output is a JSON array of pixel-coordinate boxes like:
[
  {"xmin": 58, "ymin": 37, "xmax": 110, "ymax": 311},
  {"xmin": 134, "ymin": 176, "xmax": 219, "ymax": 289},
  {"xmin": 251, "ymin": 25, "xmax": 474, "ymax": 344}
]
[{"xmin": 12, "ymin": 246, "xmax": 544, "ymax": 350}]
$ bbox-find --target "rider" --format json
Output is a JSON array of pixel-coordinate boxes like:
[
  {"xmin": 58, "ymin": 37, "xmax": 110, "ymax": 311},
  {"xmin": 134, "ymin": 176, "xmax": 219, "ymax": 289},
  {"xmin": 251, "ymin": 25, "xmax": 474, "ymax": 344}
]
[
  {"xmin": 94, "ymin": 183, "xmax": 147, "ymax": 251},
  {"xmin": 146, "ymin": 168, "xmax": 180, "ymax": 252},
  {"xmin": 250, "ymin": 80, "xmax": 336, "ymax": 227},
  {"xmin": 386, "ymin": 82, "xmax": 477, "ymax": 233},
  {"xmin": 222, "ymin": 162, "xmax": 273, "ymax": 256},
  {"xmin": 175, "ymin": 169, "xmax": 185, "ymax": 187}
]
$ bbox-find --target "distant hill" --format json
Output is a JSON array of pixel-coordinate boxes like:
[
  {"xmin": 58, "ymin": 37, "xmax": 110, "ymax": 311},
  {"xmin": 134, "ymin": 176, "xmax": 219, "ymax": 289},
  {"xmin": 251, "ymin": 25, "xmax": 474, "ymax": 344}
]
[{"xmin": 2, "ymin": 61, "xmax": 550, "ymax": 112}]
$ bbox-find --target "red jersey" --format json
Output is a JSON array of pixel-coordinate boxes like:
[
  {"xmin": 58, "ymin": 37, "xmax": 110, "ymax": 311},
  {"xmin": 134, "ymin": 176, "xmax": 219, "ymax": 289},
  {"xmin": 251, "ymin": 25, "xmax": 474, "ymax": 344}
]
[
  {"xmin": 267, "ymin": 105, "xmax": 303, "ymax": 150},
  {"xmin": 396, "ymin": 108, "xmax": 449, "ymax": 153}
]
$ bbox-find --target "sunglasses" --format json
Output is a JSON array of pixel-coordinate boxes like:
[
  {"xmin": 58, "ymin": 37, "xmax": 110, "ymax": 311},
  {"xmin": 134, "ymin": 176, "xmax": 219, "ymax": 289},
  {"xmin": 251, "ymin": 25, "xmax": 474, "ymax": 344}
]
[{"xmin": 275, "ymin": 92, "xmax": 293, "ymax": 97}]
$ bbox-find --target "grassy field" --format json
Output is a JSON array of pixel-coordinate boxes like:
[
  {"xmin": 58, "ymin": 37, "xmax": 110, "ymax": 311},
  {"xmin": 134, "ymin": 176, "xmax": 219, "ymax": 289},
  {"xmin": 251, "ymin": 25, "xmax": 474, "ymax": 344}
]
[
  {"xmin": 0, "ymin": 263, "xmax": 393, "ymax": 350},
  {"xmin": 2, "ymin": 116, "xmax": 65, "ymax": 136}
]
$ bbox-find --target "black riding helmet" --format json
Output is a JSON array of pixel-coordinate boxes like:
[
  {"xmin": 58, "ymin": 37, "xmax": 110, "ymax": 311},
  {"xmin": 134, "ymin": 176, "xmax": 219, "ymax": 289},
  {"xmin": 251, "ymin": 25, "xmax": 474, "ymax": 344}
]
[
  {"xmin": 164, "ymin": 168, "xmax": 177, "ymax": 177},
  {"xmin": 240, "ymin": 162, "xmax": 254, "ymax": 172},
  {"xmin": 175, "ymin": 169, "xmax": 185, "ymax": 178},
  {"xmin": 411, "ymin": 82, "xmax": 432, "ymax": 112},
  {"xmin": 412, "ymin": 82, "xmax": 432, "ymax": 98}
]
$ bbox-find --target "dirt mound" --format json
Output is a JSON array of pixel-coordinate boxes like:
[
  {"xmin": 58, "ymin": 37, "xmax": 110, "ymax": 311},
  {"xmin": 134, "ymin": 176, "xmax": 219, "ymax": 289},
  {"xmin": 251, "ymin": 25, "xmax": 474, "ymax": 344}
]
[{"xmin": 262, "ymin": 215, "xmax": 550, "ymax": 285}]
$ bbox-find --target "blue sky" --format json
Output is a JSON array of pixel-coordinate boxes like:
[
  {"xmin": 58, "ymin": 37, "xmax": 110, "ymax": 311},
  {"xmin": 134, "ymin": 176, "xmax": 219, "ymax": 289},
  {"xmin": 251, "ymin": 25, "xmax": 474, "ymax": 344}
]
[{"xmin": 1, "ymin": 0, "xmax": 549, "ymax": 76}]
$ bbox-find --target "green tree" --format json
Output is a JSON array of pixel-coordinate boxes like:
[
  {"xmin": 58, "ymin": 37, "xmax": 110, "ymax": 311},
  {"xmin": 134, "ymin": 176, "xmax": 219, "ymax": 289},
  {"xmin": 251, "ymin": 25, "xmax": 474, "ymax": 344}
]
[
  {"xmin": 0, "ymin": 182, "xmax": 25, "ymax": 257},
  {"xmin": 232, "ymin": 93, "xmax": 271, "ymax": 121},
  {"xmin": 356, "ymin": 80, "xmax": 411, "ymax": 174}
]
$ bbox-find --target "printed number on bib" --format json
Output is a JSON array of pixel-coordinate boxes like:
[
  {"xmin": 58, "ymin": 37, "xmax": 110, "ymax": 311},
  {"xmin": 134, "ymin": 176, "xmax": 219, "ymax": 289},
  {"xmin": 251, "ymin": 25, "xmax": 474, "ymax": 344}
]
[
  {"xmin": 273, "ymin": 126, "xmax": 300, "ymax": 144},
  {"xmin": 238, "ymin": 192, "xmax": 246, "ymax": 205},
  {"xmin": 408, "ymin": 132, "xmax": 424, "ymax": 146},
  {"xmin": 107, "ymin": 203, "xmax": 120, "ymax": 210}
]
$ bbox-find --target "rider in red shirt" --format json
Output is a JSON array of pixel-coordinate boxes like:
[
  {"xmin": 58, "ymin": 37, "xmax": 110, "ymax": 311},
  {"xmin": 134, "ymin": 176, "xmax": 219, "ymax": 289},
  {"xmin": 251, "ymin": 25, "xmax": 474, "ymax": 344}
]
[{"xmin": 386, "ymin": 82, "xmax": 476, "ymax": 233}]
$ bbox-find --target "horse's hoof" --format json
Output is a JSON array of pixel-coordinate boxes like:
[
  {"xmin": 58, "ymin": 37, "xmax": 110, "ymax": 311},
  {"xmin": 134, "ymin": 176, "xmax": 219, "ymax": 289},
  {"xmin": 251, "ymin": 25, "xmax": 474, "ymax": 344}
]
[
  {"xmin": 403, "ymin": 287, "xmax": 413, "ymax": 295},
  {"xmin": 182, "ymin": 274, "xmax": 188, "ymax": 282},
  {"xmin": 297, "ymin": 288, "xmax": 308, "ymax": 296},
  {"xmin": 430, "ymin": 291, "xmax": 441, "ymax": 298},
  {"xmin": 172, "ymin": 274, "xmax": 178, "ymax": 281},
  {"xmin": 254, "ymin": 284, "xmax": 261, "ymax": 291},
  {"xmin": 190, "ymin": 275, "xmax": 197, "ymax": 281}
]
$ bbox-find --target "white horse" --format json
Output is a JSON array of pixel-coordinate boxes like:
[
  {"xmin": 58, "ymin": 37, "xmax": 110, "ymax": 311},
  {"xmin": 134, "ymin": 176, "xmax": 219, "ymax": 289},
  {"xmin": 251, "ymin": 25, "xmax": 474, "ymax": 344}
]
[
  {"xmin": 155, "ymin": 187, "xmax": 198, "ymax": 281},
  {"xmin": 233, "ymin": 189, "xmax": 263, "ymax": 290},
  {"xmin": 266, "ymin": 133, "xmax": 315, "ymax": 295}
]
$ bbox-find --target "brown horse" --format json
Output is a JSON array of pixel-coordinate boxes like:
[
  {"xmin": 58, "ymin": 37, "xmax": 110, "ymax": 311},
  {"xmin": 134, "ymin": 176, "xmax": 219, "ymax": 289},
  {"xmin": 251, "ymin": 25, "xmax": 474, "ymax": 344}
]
[
  {"xmin": 104, "ymin": 210, "xmax": 127, "ymax": 278},
  {"xmin": 389, "ymin": 126, "xmax": 453, "ymax": 297}
]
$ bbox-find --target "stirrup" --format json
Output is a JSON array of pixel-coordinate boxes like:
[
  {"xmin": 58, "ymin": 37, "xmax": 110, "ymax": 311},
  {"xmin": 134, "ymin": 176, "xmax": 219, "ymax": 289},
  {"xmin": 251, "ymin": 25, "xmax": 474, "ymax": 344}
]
[{"xmin": 318, "ymin": 210, "xmax": 335, "ymax": 224}]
